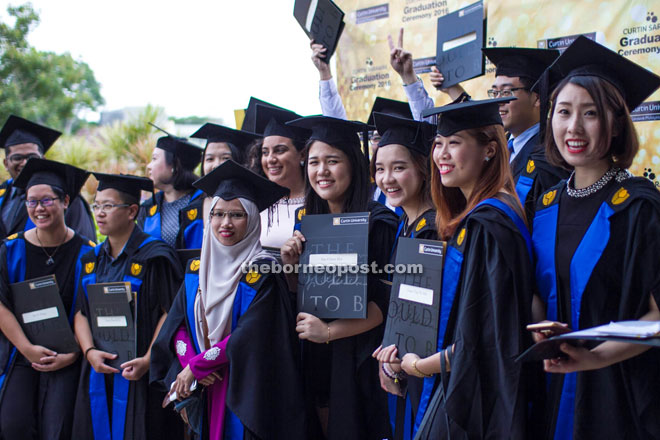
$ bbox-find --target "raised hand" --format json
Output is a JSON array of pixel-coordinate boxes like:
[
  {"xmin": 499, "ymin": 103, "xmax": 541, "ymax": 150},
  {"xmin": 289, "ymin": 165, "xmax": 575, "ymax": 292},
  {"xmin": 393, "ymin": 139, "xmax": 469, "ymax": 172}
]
[{"xmin": 388, "ymin": 28, "xmax": 417, "ymax": 85}]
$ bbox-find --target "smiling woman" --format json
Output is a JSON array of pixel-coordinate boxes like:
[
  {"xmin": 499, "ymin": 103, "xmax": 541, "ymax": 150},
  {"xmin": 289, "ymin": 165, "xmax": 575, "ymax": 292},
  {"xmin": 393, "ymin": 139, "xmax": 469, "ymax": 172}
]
[
  {"xmin": 252, "ymin": 104, "xmax": 310, "ymax": 249},
  {"xmin": 281, "ymin": 115, "xmax": 398, "ymax": 440},
  {"xmin": 530, "ymin": 36, "xmax": 660, "ymax": 440},
  {"xmin": 0, "ymin": 158, "xmax": 95, "ymax": 440},
  {"xmin": 411, "ymin": 98, "xmax": 535, "ymax": 439}
]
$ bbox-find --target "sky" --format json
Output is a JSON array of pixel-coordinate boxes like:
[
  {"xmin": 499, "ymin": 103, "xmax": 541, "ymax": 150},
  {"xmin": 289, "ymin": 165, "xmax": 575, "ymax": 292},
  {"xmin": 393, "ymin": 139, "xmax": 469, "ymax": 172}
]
[{"xmin": 0, "ymin": 0, "xmax": 332, "ymax": 130}]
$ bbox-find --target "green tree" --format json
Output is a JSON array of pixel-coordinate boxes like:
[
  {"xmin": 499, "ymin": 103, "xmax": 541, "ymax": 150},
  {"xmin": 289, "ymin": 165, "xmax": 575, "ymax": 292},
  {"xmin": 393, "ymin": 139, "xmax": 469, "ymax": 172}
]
[{"xmin": 0, "ymin": 3, "xmax": 104, "ymax": 130}]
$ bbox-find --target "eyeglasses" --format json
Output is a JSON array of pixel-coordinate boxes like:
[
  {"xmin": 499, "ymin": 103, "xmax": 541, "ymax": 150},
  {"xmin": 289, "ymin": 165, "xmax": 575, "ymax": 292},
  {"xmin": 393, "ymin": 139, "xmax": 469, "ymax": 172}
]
[
  {"xmin": 8, "ymin": 153, "xmax": 40, "ymax": 164},
  {"xmin": 25, "ymin": 197, "xmax": 60, "ymax": 208},
  {"xmin": 209, "ymin": 210, "xmax": 247, "ymax": 220},
  {"xmin": 486, "ymin": 87, "xmax": 529, "ymax": 98},
  {"xmin": 91, "ymin": 203, "xmax": 130, "ymax": 213}
]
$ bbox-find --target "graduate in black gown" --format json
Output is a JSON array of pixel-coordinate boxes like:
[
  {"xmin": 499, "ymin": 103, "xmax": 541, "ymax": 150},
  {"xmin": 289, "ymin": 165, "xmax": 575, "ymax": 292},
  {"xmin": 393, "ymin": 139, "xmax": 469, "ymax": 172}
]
[
  {"xmin": 150, "ymin": 160, "xmax": 306, "ymax": 440},
  {"xmin": 368, "ymin": 113, "xmax": 437, "ymax": 440},
  {"xmin": 0, "ymin": 158, "xmax": 94, "ymax": 440},
  {"xmin": 282, "ymin": 116, "xmax": 398, "ymax": 440},
  {"xmin": 137, "ymin": 126, "xmax": 204, "ymax": 250},
  {"xmin": 0, "ymin": 115, "xmax": 97, "ymax": 241},
  {"xmin": 529, "ymin": 36, "xmax": 660, "ymax": 440},
  {"xmin": 72, "ymin": 172, "xmax": 183, "ymax": 440},
  {"xmin": 404, "ymin": 99, "xmax": 535, "ymax": 439},
  {"xmin": 480, "ymin": 48, "xmax": 571, "ymax": 223}
]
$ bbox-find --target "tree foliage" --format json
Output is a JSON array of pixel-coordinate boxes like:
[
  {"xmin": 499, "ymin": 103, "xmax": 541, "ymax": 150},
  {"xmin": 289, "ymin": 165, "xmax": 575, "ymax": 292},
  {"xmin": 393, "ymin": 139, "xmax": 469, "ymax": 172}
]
[{"xmin": 0, "ymin": 3, "xmax": 104, "ymax": 131}]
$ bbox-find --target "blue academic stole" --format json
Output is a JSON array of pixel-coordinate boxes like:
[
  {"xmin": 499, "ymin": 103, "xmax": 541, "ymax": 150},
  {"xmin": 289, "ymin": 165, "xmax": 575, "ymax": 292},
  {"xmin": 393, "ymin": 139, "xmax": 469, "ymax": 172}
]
[
  {"xmin": 184, "ymin": 260, "xmax": 263, "ymax": 440},
  {"xmin": 181, "ymin": 190, "xmax": 204, "ymax": 249},
  {"xmin": 0, "ymin": 234, "xmax": 93, "ymax": 394},
  {"xmin": 533, "ymin": 186, "xmax": 616, "ymax": 440},
  {"xmin": 81, "ymin": 235, "xmax": 157, "ymax": 440},
  {"xmin": 413, "ymin": 198, "xmax": 531, "ymax": 436},
  {"xmin": 143, "ymin": 190, "xmax": 204, "ymax": 249}
]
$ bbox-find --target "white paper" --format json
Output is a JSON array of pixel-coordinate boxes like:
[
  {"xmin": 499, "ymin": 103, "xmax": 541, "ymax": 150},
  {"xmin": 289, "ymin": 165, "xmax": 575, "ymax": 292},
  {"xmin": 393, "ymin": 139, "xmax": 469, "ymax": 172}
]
[
  {"xmin": 398, "ymin": 283, "xmax": 434, "ymax": 306},
  {"xmin": 97, "ymin": 316, "xmax": 128, "ymax": 328},
  {"xmin": 442, "ymin": 31, "xmax": 477, "ymax": 52},
  {"xmin": 22, "ymin": 306, "xmax": 58, "ymax": 324},
  {"xmin": 168, "ymin": 379, "xmax": 198, "ymax": 402},
  {"xmin": 594, "ymin": 321, "xmax": 660, "ymax": 337},
  {"xmin": 305, "ymin": 0, "xmax": 319, "ymax": 32},
  {"xmin": 309, "ymin": 253, "xmax": 358, "ymax": 266},
  {"xmin": 568, "ymin": 321, "xmax": 660, "ymax": 338}
]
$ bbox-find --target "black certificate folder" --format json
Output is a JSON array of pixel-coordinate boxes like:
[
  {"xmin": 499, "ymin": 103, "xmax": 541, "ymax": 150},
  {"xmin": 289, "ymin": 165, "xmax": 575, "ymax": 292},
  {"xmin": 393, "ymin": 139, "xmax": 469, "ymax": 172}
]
[
  {"xmin": 436, "ymin": 0, "xmax": 486, "ymax": 87},
  {"xmin": 382, "ymin": 238, "xmax": 445, "ymax": 358},
  {"xmin": 298, "ymin": 212, "xmax": 369, "ymax": 319},
  {"xmin": 294, "ymin": 0, "xmax": 345, "ymax": 63},
  {"xmin": 10, "ymin": 275, "xmax": 79, "ymax": 353},
  {"xmin": 87, "ymin": 282, "xmax": 136, "ymax": 368}
]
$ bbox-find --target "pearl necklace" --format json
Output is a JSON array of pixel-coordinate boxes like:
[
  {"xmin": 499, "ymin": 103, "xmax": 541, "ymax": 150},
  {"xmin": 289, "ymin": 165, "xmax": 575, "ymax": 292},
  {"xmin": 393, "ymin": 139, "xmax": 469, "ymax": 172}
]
[{"xmin": 566, "ymin": 167, "xmax": 631, "ymax": 198}]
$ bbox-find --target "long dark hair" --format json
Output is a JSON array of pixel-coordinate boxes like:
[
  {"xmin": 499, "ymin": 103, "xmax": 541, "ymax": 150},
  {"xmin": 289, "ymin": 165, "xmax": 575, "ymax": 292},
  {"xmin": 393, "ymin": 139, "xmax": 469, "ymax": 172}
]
[
  {"xmin": 303, "ymin": 139, "xmax": 370, "ymax": 215},
  {"xmin": 164, "ymin": 151, "xmax": 198, "ymax": 191},
  {"xmin": 430, "ymin": 125, "xmax": 522, "ymax": 240}
]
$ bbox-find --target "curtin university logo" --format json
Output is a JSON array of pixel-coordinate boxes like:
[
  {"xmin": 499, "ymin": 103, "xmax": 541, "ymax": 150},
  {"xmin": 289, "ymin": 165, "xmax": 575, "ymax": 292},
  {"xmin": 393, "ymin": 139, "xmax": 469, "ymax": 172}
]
[
  {"xmin": 332, "ymin": 216, "xmax": 369, "ymax": 226},
  {"xmin": 418, "ymin": 243, "xmax": 444, "ymax": 257},
  {"xmin": 355, "ymin": 4, "xmax": 389, "ymax": 24}
]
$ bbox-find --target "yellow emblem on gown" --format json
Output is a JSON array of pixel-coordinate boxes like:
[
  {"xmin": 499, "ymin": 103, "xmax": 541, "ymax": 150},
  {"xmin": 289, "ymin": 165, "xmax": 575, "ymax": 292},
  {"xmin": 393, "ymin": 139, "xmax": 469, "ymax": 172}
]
[
  {"xmin": 416, "ymin": 218, "xmax": 427, "ymax": 232},
  {"xmin": 297, "ymin": 208, "xmax": 306, "ymax": 221},
  {"xmin": 245, "ymin": 270, "xmax": 261, "ymax": 284},
  {"xmin": 149, "ymin": 205, "xmax": 157, "ymax": 216},
  {"xmin": 542, "ymin": 190, "xmax": 557, "ymax": 206},
  {"xmin": 131, "ymin": 263, "xmax": 142, "ymax": 276},
  {"xmin": 457, "ymin": 228, "xmax": 466, "ymax": 246},
  {"xmin": 0, "ymin": 189, "xmax": 5, "ymax": 197},
  {"xmin": 526, "ymin": 160, "xmax": 536, "ymax": 174},
  {"xmin": 611, "ymin": 188, "xmax": 630, "ymax": 205},
  {"xmin": 187, "ymin": 209, "xmax": 198, "ymax": 221},
  {"xmin": 6, "ymin": 233, "xmax": 17, "ymax": 240},
  {"xmin": 189, "ymin": 259, "xmax": 200, "ymax": 272},
  {"xmin": 85, "ymin": 262, "xmax": 95, "ymax": 274}
]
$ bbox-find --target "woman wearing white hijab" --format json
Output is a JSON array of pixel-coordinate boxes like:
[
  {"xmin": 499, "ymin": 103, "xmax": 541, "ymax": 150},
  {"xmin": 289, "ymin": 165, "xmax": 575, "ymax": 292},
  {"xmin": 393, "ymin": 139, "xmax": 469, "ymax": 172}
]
[{"xmin": 150, "ymin": 160, "xmax": 306, "ymax": 440}]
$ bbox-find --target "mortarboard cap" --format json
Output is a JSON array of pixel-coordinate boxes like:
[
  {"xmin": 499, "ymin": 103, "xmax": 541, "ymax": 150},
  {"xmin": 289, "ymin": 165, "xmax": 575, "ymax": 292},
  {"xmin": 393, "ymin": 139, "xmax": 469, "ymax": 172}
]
[
  {"xmin": 367, "ymin": 97, "xmax": 413, "ymax": 126},
  {"xmin": 532, "ymin": 36, "xmax": 660, "ymax": 111},
  {"xmin": 482, "ymin": 47, "xmax": 559, "ymax": 82},
  {"xmin": 422, "ymin": 97, "xmax": 515, "ymax": 136},
  {"xmin": 255, "ymin": 104, "xmax": 311, "ymax": 144},
  {"xmin": 373, "ymin": 113, "xmax": 434, "ymax": 156},
  {"xmin": 193, "ymin": 160, "xmax": 288, "ymax": 211},
  {"xmin": 93, "ymin": 172, "xmax": 154, "ymax": 201},
  {"xmin": 242, "ymin": 97, "xmax": 285, "ymax": 132},
  {"xmin": 286, "ymin": 115, "xmax": 367, "ymax": 149},
  {"xmin": 13, "ymin": 158, "xmax": 89, "ymax": 199},
  {"xmin": 0, "ymin": 115, "xmax": 61, "ymax": 153},
  {"xmin": 150, "ymin": 123, "xmax": 203, "ymax": 170},
  {"xmin": 191, "ymin": 123, "xmax": 261, "ymax": 151}
]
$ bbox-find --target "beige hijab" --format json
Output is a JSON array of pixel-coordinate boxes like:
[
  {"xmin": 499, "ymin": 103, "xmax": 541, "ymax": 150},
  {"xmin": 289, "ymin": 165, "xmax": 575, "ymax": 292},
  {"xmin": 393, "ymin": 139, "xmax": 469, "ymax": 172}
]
[{"xmin": 194, "ymin": 196, "xmax": 272, "ymax": 347}]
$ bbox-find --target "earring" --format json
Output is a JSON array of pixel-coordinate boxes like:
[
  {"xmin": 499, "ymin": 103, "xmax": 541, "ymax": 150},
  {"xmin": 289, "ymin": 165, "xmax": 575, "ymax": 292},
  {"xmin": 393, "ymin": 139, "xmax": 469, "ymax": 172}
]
[
  {"xmin": 171, "ymin": 168, "xmax": 175, "ymax": 173},
  {"xmin": 300, "ymin": 160, "xmax": 305, "ymax": 167},
  {"xmin": 485, "ymin": 156, "xmax": 491, "ymax": 162}
]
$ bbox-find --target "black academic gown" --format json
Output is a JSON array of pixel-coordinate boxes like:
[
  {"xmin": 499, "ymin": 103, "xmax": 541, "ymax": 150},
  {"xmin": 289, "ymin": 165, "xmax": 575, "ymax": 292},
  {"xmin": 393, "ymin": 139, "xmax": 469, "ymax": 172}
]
[
  {"xmin": 511, "ymin": 133, "xmax": 570, "ymax": 224},
  {"xmin": 0, "ymin": 179, "xmax": 97, "ymax": 241},
  {"xmin": 151, "ymin": 258, "xmax": 307, "ymax": 440},
  {"xmin": 72, "ymin": 227, "xmax": 183, "ymax": 440},
  {"xmin": 416, "ymin": 197, "xmax": 534, "ymax": 440},
  {"xmin": 0, "ymin": 232, "xmax": 94, "ymax": 440},
  {"xmin": 533, "ymin": 177, "xmax": 660, "ymax": 440},
  {"xmin": 296, "ymin": 201, "xmax": 398, "ymax": 440}
]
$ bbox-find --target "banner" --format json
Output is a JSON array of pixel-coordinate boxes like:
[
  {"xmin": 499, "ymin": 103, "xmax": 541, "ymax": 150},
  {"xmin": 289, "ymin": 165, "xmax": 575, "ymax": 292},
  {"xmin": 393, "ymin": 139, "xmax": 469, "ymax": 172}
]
[{"xmin": 334, "ymin": 0, "xmax": 660, "ymax": 183}]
